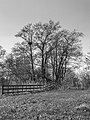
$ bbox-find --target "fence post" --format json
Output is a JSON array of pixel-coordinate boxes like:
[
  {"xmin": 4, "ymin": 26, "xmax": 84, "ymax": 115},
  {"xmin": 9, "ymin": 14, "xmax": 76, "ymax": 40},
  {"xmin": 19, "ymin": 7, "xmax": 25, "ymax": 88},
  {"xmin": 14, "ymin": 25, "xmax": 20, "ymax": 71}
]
[
  {"xmin": 2, "ymin": 85, "xmax": 4, "ymax": 95},
  {"xmin": 22, "ymin": 85, "xmax": 23, "ymax": 93}
]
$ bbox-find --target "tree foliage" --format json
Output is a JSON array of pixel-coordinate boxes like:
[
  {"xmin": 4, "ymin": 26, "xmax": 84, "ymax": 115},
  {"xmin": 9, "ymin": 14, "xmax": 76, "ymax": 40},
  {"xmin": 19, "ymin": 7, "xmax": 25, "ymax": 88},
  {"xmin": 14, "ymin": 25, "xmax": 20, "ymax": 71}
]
[
  {"xmin": 14, "ymin": 20, "xmax": 83, "ymax": 85},
  {"xmin": 0, "ymin": 20, "xmax": 84, "ymax": 86}
]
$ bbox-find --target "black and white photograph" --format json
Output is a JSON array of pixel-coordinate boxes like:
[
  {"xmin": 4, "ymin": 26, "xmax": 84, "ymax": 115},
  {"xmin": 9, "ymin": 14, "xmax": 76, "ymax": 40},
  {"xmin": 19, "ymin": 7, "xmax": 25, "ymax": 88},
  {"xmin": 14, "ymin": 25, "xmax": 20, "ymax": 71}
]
[{"xmin": 0, "ymin": 0, "xmax": 90, "ymax": 119}]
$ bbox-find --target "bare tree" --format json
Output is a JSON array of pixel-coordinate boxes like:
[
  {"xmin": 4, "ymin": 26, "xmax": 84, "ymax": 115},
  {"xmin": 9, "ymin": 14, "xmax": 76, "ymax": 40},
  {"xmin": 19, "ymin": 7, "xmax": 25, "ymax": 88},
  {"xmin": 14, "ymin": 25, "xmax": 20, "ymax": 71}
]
[{"xmin": 15, "ymin": 24, "xmax": 35, "ymax": 81}]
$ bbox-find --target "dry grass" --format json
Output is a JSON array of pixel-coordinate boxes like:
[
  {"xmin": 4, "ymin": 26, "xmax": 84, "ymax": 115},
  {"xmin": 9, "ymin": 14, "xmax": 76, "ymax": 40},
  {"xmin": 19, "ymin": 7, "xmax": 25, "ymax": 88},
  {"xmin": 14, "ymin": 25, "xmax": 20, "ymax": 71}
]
[{"xmin": 0, "ymin": 89, "xmax": 90, "ymax": 119}]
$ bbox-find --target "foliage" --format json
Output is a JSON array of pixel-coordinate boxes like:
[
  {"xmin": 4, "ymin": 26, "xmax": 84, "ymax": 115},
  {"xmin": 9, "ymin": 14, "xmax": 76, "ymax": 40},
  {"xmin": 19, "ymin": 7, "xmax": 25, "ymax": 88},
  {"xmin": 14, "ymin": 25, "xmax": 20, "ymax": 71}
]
[
  {"xmin": 0, "ymin": 46, "xmax": 6, "ymax": 85},
  {"xmin": 79, "ymin": 70, "xmax": 90, "ymax": 89},
  {"xmin": 15, "ymin": 20, "xmax": 83, "ymax": 86},
  {"xmin": 62, "ymin": 68, "xmax": 79, "ymax": 89},
  {"xmin": 0, "ymin": 20, "xmax": 84, "ymax": 86},
  {"xmin": 0, "ymin": 77, "xmax": 9, "ymax": 85},
  {"xmin": 75, "ymin": 53, "xmax": 90, "ymax": 89},
  {"xmin": 0, "ymin": 45, "xmax": 6, "ymax": 59},
  {"xmin": 4, "ymin": 53, "xmax": 32, "ymax": 84},
  {"xmin": 49, "ymin": 29, "xmax": 83, "ymax": 86}
]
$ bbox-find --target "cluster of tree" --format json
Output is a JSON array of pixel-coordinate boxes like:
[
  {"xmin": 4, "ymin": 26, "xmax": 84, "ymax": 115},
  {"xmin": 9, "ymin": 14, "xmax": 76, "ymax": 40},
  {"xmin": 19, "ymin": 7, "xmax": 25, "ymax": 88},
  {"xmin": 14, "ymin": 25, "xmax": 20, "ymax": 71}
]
[
  {"xmin": 14, "ymin": 20, "xmax": 83, "ymax": 85},
  {"xmin": 1, "ymin": 20, "xmax": 90, "ymax": 89},
  {"xmin": 77, "ymin": 53, "xmax": 90, "ymax": 89}
]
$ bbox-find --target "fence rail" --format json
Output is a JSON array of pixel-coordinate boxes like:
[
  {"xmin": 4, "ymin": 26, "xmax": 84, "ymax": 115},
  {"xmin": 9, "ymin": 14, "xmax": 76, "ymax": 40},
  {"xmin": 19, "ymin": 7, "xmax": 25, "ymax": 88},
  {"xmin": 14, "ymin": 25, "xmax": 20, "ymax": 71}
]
[{"xmin": 2, "ymin": 82, "xmax": 55, "ymax": 95}]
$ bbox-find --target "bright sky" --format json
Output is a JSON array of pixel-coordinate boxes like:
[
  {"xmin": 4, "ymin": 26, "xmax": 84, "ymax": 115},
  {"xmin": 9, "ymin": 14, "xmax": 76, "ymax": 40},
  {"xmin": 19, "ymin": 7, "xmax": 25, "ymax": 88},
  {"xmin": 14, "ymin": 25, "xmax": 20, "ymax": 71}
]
[{"xmin": 0, "ymin": 0, "xmax": 90, "ymax": 54}]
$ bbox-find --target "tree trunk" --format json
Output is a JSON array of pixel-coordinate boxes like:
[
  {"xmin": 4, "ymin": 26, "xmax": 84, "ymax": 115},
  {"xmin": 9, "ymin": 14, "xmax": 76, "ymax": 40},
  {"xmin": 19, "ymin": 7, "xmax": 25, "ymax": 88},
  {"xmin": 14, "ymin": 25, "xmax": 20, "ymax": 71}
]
[
  {"xmin": 41, "ymin": 48, "xmax": 45, "ymax": 84},
  {"xmin": 28, "ymin": 36, "xmax": 35, "ymax": 82},
  {"xmin": 55, "ymin": 39, "xmax": 58, "ymax": 85}
]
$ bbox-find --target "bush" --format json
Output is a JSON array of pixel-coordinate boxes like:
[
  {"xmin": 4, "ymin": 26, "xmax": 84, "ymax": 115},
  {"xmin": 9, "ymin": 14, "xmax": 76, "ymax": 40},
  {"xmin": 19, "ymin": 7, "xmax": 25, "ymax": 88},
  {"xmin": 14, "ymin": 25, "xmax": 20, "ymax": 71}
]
[
  {"xmin": 62, "ymin": 68, "xmax": 79, "ymax": 89},
  {"xmin": 79, "ymin": 71, "xmax": 90, "ymax": 89},
  {"xmin": 0, "ymin": 77, "xmax": 10, "ymax": 85}
]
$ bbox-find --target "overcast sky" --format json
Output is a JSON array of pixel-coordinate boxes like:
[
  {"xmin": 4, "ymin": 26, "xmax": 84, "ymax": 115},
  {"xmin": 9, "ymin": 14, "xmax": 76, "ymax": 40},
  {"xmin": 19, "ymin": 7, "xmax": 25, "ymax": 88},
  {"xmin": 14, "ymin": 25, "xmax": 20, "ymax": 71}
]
[{"xmin": 0, "ymin": 0, "xmax": 90, "ymax": 54}]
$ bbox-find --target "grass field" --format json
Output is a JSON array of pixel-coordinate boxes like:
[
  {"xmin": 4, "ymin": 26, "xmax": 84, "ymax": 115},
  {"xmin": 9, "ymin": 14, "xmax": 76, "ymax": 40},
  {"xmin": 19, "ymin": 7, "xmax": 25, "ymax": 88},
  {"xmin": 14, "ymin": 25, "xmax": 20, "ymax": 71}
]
[{"xmin": 0, "ymin": 89, "xmax": 90, "ymax": 120}]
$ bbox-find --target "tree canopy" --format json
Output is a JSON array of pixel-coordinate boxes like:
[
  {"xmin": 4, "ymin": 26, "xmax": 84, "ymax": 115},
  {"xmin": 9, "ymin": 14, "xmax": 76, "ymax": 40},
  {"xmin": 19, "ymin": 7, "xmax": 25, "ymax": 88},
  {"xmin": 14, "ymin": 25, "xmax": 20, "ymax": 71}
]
[{"xmin": 0, "ymin": 20, "xmax": 84, "ymax": 87}]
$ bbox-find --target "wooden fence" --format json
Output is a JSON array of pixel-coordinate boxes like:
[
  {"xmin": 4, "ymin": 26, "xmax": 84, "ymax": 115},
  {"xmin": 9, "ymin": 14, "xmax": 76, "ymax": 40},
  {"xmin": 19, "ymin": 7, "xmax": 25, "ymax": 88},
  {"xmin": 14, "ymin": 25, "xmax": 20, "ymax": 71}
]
[{"xmin": 2, "ymin": 82, "xmax": 55, "ymax": 95}]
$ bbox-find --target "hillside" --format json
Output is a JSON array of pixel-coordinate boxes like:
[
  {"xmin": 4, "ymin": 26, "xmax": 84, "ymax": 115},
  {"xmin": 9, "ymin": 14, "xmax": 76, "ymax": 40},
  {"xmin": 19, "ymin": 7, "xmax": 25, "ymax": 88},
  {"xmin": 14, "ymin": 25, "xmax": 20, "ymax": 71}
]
[{"xmin": 0, "ymin": 90, "xmax": 90, "ymax": 119}]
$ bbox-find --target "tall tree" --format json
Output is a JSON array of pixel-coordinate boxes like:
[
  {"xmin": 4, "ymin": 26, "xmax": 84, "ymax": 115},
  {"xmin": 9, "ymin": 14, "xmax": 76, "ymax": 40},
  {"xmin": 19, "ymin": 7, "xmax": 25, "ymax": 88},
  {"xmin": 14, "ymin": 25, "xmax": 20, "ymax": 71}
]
[
  {"xmin": 15, "ymin": 20, "xmax": 83, "ymax": 86},
  {"xmin": 15, "ymin": 20, "xmax": 61, "ymax": 83},
  {"xmin": 33, "ymin": 20, "xmax": 61, "ymax": 83},
  {"xmin": 15, "ymin": 24, "xmax": 35, "ymax": 81},
  {"xmin": 50, "ymin": 29, "xmax": 83, "ymax": 85}
]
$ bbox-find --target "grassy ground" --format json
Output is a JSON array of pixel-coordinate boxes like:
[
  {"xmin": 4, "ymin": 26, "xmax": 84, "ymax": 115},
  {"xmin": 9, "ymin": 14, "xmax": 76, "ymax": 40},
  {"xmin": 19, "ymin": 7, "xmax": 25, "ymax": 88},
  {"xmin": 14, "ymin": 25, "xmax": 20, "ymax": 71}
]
[{"xmin": 0, "ymin": 89, "xmax": 90, "ymax": 120}]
